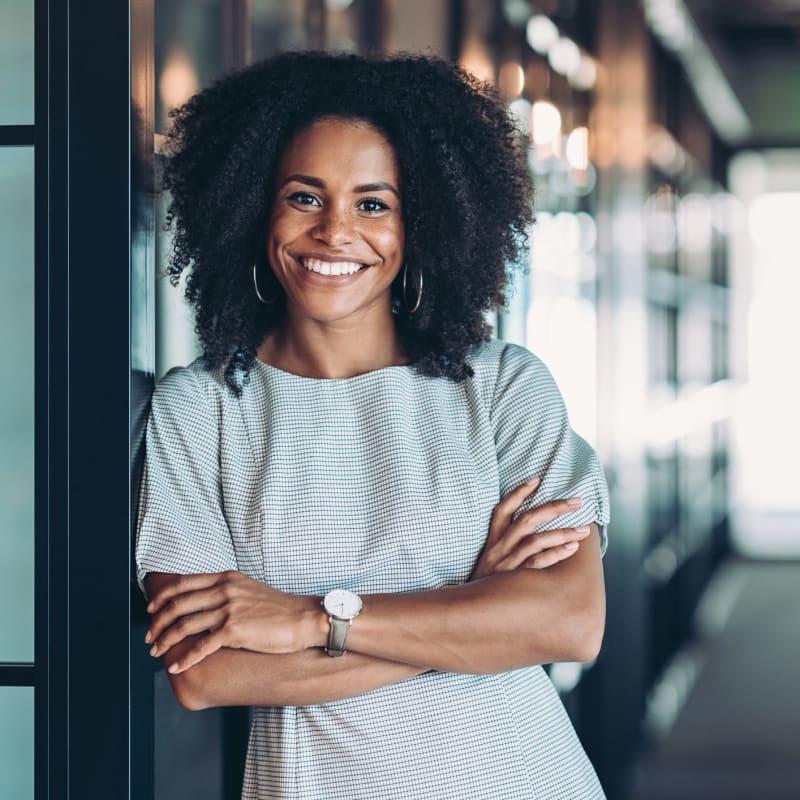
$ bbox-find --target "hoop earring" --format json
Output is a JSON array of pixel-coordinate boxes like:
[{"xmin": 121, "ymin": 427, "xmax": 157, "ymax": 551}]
[
  {"xmin": 402, "ymin": 262, "xmax": 423, "ymax": 314},
  {"xmin": 253, "ymin": 263, "xmax": 268, "ymax": 305}
]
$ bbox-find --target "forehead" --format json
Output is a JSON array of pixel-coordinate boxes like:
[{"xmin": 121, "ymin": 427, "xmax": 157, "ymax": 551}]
[{"xmin": 277, "ymin": 117, "xmax": 400, "ymax": 184}]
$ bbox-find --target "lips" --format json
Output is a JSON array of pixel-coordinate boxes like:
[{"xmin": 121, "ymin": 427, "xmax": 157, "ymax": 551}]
[{"xmin": 297, "ymin": 256, "xmax": 369, "ymax": 276}]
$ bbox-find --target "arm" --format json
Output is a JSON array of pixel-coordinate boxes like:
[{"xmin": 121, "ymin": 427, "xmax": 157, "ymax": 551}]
[
  {"xmin": 148, "ymin": 486, "xmax": 600, "ymax": 709},
  {"xmin": 153, "ymin": 526, "xmax": 600, "ymax": 710},
  {"xmin": 146, "ymin": 571, "xmax": 426, "ymax": 710},
  {"xmin": 147, "ymin": 517, "xmax": 603, "ymax": 707},
  {"xmin": 344, "ymin": 522, "xmax": 604, "ymax": 673}
]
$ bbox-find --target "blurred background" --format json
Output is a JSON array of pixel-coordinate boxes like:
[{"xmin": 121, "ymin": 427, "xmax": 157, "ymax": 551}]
[{"xmin": 1, "ymin": 0, "xmax": 799, "ymax": 798}]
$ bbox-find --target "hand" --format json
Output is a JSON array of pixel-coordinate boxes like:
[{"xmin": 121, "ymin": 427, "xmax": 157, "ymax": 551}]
[
  {"xmin": 470, "ymin": 478, "xmax": 590, "ymax": 581},
  {"xmin": 144, "ymin": 571, "xmax": 325, "ymax": 674}
]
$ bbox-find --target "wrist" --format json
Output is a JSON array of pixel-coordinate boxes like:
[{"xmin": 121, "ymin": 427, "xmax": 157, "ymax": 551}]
[{"xmin": 298, "ymin": 596, "xmax": 329, "ymax": 650}]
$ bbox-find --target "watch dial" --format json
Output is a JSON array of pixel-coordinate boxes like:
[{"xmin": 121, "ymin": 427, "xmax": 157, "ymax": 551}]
[{"xmin": 325, "ymin": 589, "xmax": 362, "ymax": 617}]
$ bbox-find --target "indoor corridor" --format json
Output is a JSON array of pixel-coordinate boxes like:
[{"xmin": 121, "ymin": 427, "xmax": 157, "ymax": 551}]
[{"xmin": 629, "ymin": 557, "xmax": 800, "ymax": 800}]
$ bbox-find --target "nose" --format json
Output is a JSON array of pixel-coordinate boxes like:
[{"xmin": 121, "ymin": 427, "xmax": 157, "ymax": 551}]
[{"xmin": 311, "ymin": 205, "xmax": 355, "ymax": 246}]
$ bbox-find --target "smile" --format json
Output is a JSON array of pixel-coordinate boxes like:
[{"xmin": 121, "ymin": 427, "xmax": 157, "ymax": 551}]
[{"xmin": 299, "ymin": 257, "xmax": 366, "ymax": 276}]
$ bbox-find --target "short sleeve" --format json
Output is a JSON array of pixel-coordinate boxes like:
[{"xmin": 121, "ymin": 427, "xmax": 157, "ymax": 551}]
[
  {"xmin": 491, "ymin": 344, "xmax": 610, "ymax": 555},
  {"xmin": 135, "ymin": 365, "xmax": 238, "ymax": 597}
]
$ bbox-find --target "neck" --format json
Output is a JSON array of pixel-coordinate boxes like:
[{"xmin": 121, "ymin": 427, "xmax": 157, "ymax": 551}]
[{"xmin": 258, "ymin": 310, "xmax": 407, "ymax": 380}]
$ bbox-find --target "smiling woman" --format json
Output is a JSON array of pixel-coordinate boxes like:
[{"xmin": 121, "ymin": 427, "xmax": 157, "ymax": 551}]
[
  {"xmin": 137, "ymin": 51, "xmax": 611, "ymax": 800},
  {"xmin": 260, "ymin": 117, "xmax": 407, "ymax": 377},
  {"xmin": 160, "ymin": 51, "xmax": 534, "ymax": 389}
]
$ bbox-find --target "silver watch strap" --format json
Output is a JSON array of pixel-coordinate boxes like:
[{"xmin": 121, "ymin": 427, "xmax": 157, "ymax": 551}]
[{"xmin": 326, "ymin": 616, "xmax": 351, "ymax": 657}]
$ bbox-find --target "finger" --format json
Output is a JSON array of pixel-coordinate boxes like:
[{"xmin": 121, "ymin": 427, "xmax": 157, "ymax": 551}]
[
  {"xmin": 523, "ymin": 541, "xmax": 581, "ymax": 570},
  {"xmin": 510, "ymin": 496, "xmax": 584, "ymax": 537},
  {"xmin": 147, "ymin": 571, "xmax": 232, "ymax": 614},
  {"xmin": 488, "ymin": 477, "xmax": 540, "ymax": 542},
  {"xmin": 147, "ymin": 585, "xmax": 230, "ymax": 644},
  {"xmin": 496, "ymin": 527, "xmax": 589, "ymax": 571},
  {"xmin": 492, "ymin": 496, "xmax": 585, "ymax": 561},
  {"xmin": 150, "ymin": 609, "xmax": 226, "ymax": 658},
  {"xmin": 167, "ymin": 631, "xmax": 226, "ymax": 674}
]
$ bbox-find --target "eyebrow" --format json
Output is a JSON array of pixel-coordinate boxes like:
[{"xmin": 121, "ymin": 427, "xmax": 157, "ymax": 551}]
[{"xmin": 280, "ymin": 174, "xmax": 400, "ymax": 199}]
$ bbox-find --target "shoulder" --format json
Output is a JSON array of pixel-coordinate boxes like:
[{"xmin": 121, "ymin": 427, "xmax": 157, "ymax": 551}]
[
  {"xmin": 465, "ymin": 339, "xmax": 560, "ymax": 403},
  {"xmin": 151, "ymin": 357, "xmax": 228, "ymax": 413}
]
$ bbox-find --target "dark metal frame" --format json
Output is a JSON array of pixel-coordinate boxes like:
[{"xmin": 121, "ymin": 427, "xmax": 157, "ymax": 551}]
[
  {"xmin": 42, "ymin": 0, "xmax": 134, "ymax": 796},
  {"xmin": 0, "ymin": 125, "xmax": 35, "ymax": 145}
]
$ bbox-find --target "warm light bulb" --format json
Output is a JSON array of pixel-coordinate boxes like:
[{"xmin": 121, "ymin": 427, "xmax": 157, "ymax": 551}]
[
  {"xmin": 159, "ymin": 48, "xmax": 199, "ymax": 112},
  {"xmin": 532, "ymin": 101, "xmax": 562, "ymax": 145},
  {"xmin": 498, "ymin": 62, "xmax": 525, "ymax": 98},
  {"xmin": 460, "ymin": 43, "xmax": 495, "ymax": 84},
  {"xmin": 566, "ymin": 126, "xmax": 589, "ymax": 170}
]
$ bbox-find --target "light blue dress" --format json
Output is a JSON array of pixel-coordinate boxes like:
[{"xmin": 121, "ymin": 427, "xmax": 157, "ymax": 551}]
[{"xmin": 136, "ymin": 340, "xmax": 610, "ymax": 799}]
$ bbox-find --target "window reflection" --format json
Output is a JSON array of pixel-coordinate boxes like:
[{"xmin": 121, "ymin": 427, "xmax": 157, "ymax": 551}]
[
  {"xmin": 0, "ymin": 0, "xmax": 34, "ymax": 124},
  {"xmin": 0, "ymin": 687, "xmax": 34, "ymax": 799},
  {"xmin": 0, "ymin": 146, "xmax": 35, "ymax": 663}
]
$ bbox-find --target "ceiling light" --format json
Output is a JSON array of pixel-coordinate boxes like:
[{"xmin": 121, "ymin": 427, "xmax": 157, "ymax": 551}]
[
  {"xmin": 568, "ymin": 54, "xmax": 597, "ymax": 91},
  {"xmin": 566, "ymin": 127, "xmax": 590, "ymax": 171},
  {"xmin": 532, "ymin": 101, "xmax": 562, "ymax": 145},
  {"xmin": 526, "ymin": 15, "xmax": 559, "ymax": 55},
  {"xmin": 548, "ymin": 37, "xmax": 581, "ymax": 76}
]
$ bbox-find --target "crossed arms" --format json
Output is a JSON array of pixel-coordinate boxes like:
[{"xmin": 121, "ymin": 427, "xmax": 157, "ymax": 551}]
[{"xmin": 143, "ymin": 482, "xmax": 606, "ymax": 710}]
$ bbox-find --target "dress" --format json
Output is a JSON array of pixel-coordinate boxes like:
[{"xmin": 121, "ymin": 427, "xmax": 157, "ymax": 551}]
[{"xmin": 135, "ymin": 339, "xmax": 611, "ymax": 800}]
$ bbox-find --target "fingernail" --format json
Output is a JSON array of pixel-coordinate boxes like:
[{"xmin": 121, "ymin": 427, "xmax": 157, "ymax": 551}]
[
  {"xmin": 575, "ymin": 526, "xmax": 591, "ymax": 534},
  {"xmin": 149, "ymin": 645, "xmax": 158, "ymax": 657},
  {"xmin": 565, "ymin": 542, "xmax": 579, "ymax": 550},
  {"xmin": 168, "ymin": 663, "xmax": 179, "ymax": 674},
  {"xmin": 144, "ymin": 630, "xmax": 152, "ymax": 644},
  {"xmin": 567, "ymin": 497, "xmax": 583, "ymax": 506},
  {"xmin": 527, "ymin": 476, "xmax": 541, "ymax": 486}
]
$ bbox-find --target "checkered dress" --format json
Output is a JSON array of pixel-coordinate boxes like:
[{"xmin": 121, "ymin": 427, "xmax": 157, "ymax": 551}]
[{"xmin": 136, "ymin": 340, "xmax": 610, "ymax": 799}]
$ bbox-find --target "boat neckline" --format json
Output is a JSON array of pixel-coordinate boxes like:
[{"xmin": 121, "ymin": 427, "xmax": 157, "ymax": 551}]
[{"xmin": 252, "ymin": 358, "xmax": 414, "ymax": 383}]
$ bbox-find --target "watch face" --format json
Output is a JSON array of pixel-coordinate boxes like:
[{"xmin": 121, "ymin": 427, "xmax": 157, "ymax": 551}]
[{"xmin": 324, "ymin": 589, "xmax": 362, "ymax": 618}]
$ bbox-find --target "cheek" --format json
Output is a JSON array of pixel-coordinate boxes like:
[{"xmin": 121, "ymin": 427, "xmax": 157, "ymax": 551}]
[
  {"xmin": 373, "ymin": 222, "xmax": 405, "ymax": 260},
  {"xmin": 266, "ymin": 215, "xmax": 294, "ymax": 266}
]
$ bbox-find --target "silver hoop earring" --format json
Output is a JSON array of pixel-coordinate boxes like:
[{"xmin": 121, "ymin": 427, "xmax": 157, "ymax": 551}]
[
  {"xmin": 253, "ymin": 263, "xmax": 268, "ymax": 305},
  {"xmin": 402, "ymin": 262, "xmax": 423, "ymax": 314}
]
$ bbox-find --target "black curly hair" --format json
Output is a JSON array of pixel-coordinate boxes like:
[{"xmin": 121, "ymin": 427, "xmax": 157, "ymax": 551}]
[{"xmin": 162, "ymin": 51, "xmax": 533, "ymax": 392}]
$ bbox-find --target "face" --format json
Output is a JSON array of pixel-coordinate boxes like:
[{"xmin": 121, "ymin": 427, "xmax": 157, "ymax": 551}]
[{"xmin": 267, "ymin": 117, "xmax": 405, "ymax": 328}]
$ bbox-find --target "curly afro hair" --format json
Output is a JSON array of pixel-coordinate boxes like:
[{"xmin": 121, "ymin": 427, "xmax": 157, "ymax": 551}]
[{"xmin": 163, "ymin": 51, "xmax": 533, "ymax": 392}]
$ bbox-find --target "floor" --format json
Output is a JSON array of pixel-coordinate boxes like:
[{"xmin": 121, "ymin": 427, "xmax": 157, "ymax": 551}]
[{"xmin": 627, "ymin": 559, "xmax": 800, "ymax": 800}]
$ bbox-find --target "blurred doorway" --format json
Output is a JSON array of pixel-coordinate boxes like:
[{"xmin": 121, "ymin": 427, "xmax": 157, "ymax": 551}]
[{"xmin": 729, "ymin": 149, "xmax": 800, "ymax": 557}]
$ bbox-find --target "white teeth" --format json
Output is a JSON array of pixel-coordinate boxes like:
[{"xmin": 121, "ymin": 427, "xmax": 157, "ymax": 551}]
[{"xmin": 301, "ymin": 258, "xmax": 364, "ymax": 276}]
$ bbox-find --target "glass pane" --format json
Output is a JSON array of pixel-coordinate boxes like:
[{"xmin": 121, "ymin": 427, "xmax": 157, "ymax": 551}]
[
  {"xmin": 0, "ymin": 147, "xmax": 35, "ymax": 661},
  {"xmin": 0, "ymin": 0, "xmax": 35, "ymax": 124},
  {"xmin": 0, "ymin": 687, "xmax": 34, "ymax": 799}
]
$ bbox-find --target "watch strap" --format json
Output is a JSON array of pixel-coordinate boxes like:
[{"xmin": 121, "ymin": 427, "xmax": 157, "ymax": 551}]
[{"xmin": 326, "ymin": 616, "xmax": 351, "ymax": 657}]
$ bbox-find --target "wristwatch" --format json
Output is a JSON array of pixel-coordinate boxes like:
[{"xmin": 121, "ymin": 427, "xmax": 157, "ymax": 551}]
[{"xmin": 322, "ymin": 588, "xmax": 363, "ymax": 657}]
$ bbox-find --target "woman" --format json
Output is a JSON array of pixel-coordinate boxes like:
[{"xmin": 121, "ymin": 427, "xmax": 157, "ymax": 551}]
[{"xmin": 137, "ymin": 52, "xmax": 610, "ymax": 799}]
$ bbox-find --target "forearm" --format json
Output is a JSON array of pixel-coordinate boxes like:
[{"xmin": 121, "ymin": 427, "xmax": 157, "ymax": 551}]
[
  {"xmin": 342, "ymin": 535, "xmax": 603, "ymax": 673},
  {"xmin": 163, "ymin": 637, "xmax": 425, "ymax": 710}
]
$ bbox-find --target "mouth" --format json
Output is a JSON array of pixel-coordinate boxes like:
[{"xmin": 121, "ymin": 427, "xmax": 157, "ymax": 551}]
[{"xmin": 298, "ymin": 256, "xmax": 369, "ymax": 277}]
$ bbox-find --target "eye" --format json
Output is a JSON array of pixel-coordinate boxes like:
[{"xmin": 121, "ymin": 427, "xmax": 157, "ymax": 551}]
[
  {"xmin": 358, "ymin": 197, "xmax": 390, "ymax": 213},
  {"xmin": 288, "ymin": 191, "xmax": 321, "ymax": 207}
]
